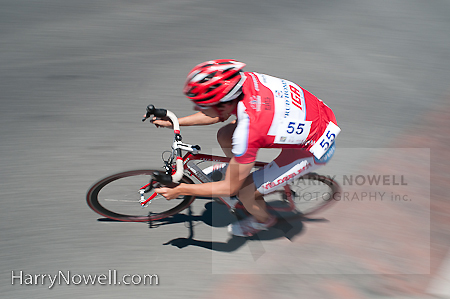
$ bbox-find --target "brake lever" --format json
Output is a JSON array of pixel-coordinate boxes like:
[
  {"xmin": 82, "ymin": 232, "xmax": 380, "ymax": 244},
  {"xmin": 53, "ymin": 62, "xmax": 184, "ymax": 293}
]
[{"xmin": 142, "ymin": 104, "xmax": 156, "ymax": 122}]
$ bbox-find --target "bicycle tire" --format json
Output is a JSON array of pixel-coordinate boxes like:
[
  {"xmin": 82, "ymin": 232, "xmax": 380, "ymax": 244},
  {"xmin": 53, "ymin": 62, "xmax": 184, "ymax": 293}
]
[
  {"xmin": 263, "ymin": 172, "xmax": 341, "ymax": 217},
  {"xmin": 86, "ymin": 169, "xmax": 196, "ymax": 222}
]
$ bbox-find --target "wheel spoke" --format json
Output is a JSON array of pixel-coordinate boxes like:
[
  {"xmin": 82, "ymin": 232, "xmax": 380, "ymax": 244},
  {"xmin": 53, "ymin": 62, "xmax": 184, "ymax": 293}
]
[{"xmin": 87, "ymin": 170, "xmax": 195, "ymax": 222}]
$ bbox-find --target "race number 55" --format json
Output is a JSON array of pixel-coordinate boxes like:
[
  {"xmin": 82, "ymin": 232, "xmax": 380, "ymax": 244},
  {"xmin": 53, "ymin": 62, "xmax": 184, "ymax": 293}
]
[
  {"xmin": 320, "ymin": 130, "xmax": 335, "ymax": 150},
  {"xmin": 310, "ymin": 122, "xmax": 341, "ymax": 159},
  {"xmin": 287, "ymin": 122, "xmax": 305, "ymax": 134}
]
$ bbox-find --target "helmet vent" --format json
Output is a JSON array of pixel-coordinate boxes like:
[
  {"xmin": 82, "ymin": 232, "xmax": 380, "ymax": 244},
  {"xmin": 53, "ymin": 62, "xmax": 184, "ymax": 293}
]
[
  {"xmin": 207, "ymin": 83, "xmax": 221, "ymax": 92},
  {"xmin": 198, "ymin": 71, "xmax": 217, "ymax": 83},
  {"xmin": 198, "ymin": 95, "xmax": 215, "ymax": 103},
  {"xmin": 201, "ymin": 63, "xmax": 214, "ymax": 68},
  {"xmin": 222, "ymin": 67, "xmax": 235, "ymax": 73}
]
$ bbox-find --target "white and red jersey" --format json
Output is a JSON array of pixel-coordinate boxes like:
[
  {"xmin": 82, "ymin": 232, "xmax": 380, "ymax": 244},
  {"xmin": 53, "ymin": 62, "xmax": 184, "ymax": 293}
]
[{"xmin": 232, "ymin": 72, "xmax": 340, "ymax": 164}]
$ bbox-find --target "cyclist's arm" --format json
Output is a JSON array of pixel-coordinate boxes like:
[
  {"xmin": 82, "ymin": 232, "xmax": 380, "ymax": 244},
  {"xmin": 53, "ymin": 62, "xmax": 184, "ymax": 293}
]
[
  {"xmin": 156, "ymin": 157, "xmax": 254, "ymax": 199},
  {"xmin": 178, "ymin": 112, "xmax": 220, "ymax": 126},
  {"xmin": 152, "ymin": 112, "xmax": 220, "ymax": 127}
]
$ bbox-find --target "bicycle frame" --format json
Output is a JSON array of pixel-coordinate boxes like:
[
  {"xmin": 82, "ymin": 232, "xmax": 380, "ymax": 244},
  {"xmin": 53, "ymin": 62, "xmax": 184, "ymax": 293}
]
[
  {"xmin": 140, "ymin": 105, "xmax": 298, "ymax": 213},
  {"xmin": 140, "ymin": 151, "xmax": 297, "ymax": 212},
  {"xmin": 184, "ymin": 152, "xmax": 269, "ymax": 209}
]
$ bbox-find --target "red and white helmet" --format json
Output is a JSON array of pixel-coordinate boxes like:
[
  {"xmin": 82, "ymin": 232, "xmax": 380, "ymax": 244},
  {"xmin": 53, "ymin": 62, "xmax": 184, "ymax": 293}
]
[{"xmin": 183, "ymin": 59, "xmax": 246, "ymax": 107}]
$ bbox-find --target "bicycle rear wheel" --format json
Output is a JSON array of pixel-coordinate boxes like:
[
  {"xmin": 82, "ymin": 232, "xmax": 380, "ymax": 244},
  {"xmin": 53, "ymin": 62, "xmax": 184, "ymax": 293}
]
[
  {"xmin": 263, "ymin": 173, "xmax": 340, "ymax": 217},
  {"xmin": 87, "ymin": 169, "xmax": 195, "ymax": 222}
]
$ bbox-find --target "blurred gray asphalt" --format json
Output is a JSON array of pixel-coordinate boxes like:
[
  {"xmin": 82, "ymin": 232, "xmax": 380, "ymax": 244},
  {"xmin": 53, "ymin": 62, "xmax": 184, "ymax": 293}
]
[{"xmin": 1, "ymin": 0, "xmax": 450, "ymax": 298}]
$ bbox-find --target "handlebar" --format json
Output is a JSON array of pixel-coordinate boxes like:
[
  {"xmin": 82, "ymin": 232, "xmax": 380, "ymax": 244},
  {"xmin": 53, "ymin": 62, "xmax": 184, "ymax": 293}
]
[
  {"xmin": 142, "ymin": 105, "xmax": 169, "ymax": 121},
  {"xmin": 142, "ymin": 105, "xmax": 181, "ymax": 134},
  {"xmin": 142, "ymin": 104, "xmax": 191, "ymax": 184}
]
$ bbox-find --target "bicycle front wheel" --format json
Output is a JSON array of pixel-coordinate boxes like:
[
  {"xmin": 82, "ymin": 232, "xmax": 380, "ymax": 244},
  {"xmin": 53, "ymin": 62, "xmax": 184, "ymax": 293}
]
[{"xmin": 87, "ymin": 170, "xmax": 195, "ymax": 222}]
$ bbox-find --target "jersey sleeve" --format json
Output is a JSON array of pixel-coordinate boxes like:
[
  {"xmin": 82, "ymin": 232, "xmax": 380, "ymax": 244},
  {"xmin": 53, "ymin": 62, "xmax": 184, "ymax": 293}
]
[{"xmin": 231, "ymin": 102, "xmax": 260, "ymax": 164}]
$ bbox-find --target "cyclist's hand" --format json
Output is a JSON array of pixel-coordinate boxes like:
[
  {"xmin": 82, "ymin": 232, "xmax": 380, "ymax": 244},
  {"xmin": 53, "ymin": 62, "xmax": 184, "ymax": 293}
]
[
  {"xmin": 150, "ymin": 116, "xmax": 173, "ymax": 128},
  {"xmin": 155, "ymin": 185, "xmax": 180, "ymax": 200}
]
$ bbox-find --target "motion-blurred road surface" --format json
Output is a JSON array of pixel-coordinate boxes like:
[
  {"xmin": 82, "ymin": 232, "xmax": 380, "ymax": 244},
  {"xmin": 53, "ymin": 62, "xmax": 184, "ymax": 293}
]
[{"xmin": 1, "ymin": 1, "xmax": 450, "ymax": 298}]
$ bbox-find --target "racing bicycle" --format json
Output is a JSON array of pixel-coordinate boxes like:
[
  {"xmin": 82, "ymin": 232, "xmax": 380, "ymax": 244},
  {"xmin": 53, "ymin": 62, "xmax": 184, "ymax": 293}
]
[{"xmin": 86, "ymin": 105, "xmax": 341, "ymax": 222}]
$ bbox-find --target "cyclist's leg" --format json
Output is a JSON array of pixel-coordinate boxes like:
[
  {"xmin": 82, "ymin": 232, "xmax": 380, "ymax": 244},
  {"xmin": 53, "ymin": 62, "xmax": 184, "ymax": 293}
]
[
  {"xmin": 237, "ymin": 175, "xmax": 271, "ymax": 223},
  {"xmin": 229, "ymin": 174, "xmax": 277, "ymax": 237},
  {"xmin": 217, "ymin": 120, "xmax": 270, "ymax": 221},
  {"xmin": 252, "ymin": 144, "xmax": 336, "ymax": 195},
  {"xmin": 216, "ymin": 120, "xmax": 236, "ymax": 158}
]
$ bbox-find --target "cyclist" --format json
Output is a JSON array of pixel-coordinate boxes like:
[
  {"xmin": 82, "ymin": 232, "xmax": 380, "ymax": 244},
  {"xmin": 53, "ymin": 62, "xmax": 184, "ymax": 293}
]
[{"xmin": 153, "ymin": 59, "xmax": 340, "ymax": 237}]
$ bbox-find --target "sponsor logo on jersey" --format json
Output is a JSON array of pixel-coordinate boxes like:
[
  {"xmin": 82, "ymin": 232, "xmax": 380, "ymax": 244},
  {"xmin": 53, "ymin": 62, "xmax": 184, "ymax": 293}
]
[
  {"xmin": 281, "ymin": 80, "xmax": 291, "ymax": 117},
  {"xmin": 284, "ymin": 97, "xmax": 291, "ymax": 117},
  {"xmin": 275, "ymin": 90, "xmax": 283, "ymax": 98},
  {"xmin": 263, "ymin": 96, "xmax": 272, "ymax": 110},
  {"xmin": 250, "ymin": 95, "xmax": 261, "ymax": 111},
  {"xmin": 249, "ymin": 73, "xmax": 259, "ymax": 91},
  {"xmin": 260, "ymin": 74, "xmax": 268, "ymax": 83},
  {"xmin": 281, "ymin": 80, "xmax": 289, "ymax": 99}
]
